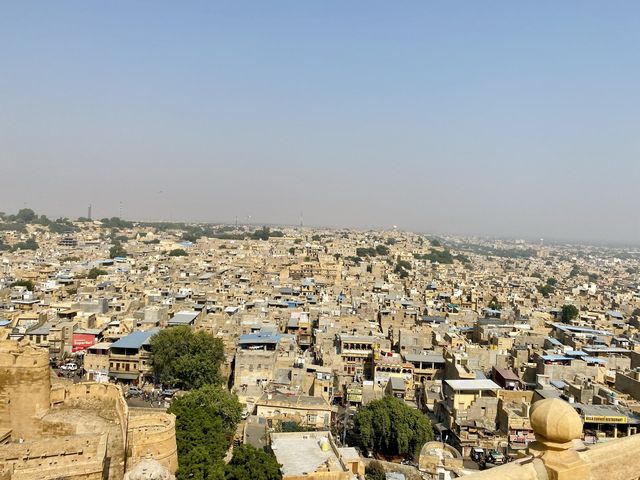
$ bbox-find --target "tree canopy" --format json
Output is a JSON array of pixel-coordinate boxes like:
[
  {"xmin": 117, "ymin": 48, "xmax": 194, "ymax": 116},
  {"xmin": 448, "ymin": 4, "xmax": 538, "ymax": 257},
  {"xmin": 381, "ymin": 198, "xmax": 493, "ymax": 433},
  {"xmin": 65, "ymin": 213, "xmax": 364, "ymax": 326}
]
[
  {"xmin": 11, "ymin": 279, "xmax": 35, "ymax": 291},
  {"xmin": 11, "ymin": 238, "xmax": 39, "ymax": 252},
  {"xmin": 169, "ymin": 248, "xmax": 188, "ymax": 257},
  {"xmin": 109, "ymin": 241, "xmax": 127, "ymax": 258},
  {"xmin": 224, "ymin": 445, "xmax": 282, "ymax": 480},
  {"xmin": 168, "ymin": 385, "xmax": 242, "ymax": 480},
  {"xmin": 356, "ymin": 245, "xmax": 390, "ymax": 258},
  {"xmin": 561, "ymin": 304, "xmax": 579, "ymax": 323},
  {"xmin": 365, "ymin": 461, "xmax": 385, "ymax": 480},
  {"xmin": 87, "ymin": 267, "xmax": 108, "ymax": 279},
  {"xmin": 413, "ymin": 249, "xmax": 455, "ymax": 264},
  {"xmin": 150, "ymin": 326, "xmax": 224, "ymax": 389},
  {"xmin": 538, "ymin": 284, "xmax": 554, "ymax": 298},
  {"xmin": 394, "ymin": 259, "xmax": 412, "ymax": 278},
  {"xmin": 353, "ymin": 396, "xmax": 433, "ymax": 458},
  {"xmin": 15, "ymin": 208, "xmax": 37, "ymax": 223}
]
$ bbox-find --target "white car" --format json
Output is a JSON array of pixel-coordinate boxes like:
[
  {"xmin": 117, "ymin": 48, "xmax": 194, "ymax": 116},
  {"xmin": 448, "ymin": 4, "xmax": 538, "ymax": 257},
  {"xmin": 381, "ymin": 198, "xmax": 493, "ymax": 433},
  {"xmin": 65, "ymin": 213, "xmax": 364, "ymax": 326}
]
[{"xmin": 60, "ymin": 363, "xmax": 78, "ymax": 371}]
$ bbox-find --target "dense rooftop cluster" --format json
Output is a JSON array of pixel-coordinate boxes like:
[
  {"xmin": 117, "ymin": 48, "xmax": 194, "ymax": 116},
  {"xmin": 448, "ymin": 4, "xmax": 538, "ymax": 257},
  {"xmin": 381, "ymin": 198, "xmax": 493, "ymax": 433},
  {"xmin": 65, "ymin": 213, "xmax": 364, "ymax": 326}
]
[{"xmin": 2, "ymin": 210, "xmax": 640, "ymax": 479}]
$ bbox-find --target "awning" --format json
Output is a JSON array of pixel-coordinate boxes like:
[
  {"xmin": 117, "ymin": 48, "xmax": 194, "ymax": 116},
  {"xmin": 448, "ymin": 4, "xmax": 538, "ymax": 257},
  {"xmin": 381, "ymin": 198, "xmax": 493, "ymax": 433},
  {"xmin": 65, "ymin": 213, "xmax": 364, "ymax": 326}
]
[{"xmin": 109, "ymin": 372, "xmax": 139, "ymax": 380}]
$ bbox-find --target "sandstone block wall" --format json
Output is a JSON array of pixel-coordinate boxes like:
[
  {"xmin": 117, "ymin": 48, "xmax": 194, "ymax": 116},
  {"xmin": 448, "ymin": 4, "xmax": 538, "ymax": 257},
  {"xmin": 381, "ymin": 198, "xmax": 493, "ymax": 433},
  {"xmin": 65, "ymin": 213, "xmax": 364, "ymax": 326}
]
[
  {"xmin": 0, "ymin": 339, "xmax": 177, "ymax": 480},
  {"xmin": 127, "ymin": 412, "xmax": 178, "ymax": 474},
  {"xmin": 0, "ymin": 340, "xmax": 51, "ymax": 440},
  {"xmin": 0, "ymin": 434, "xmax": 107, "ymax": 480}
]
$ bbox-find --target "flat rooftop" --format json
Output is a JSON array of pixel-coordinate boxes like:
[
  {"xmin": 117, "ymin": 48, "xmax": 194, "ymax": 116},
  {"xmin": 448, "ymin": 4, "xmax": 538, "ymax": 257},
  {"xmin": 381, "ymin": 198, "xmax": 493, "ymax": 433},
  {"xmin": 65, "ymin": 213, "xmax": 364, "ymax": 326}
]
[
  {"xmin": 445, "ymin": 379, "xmax": 500, "ymax": 391},
  {"xmin": 271, "ymin": 432, "xmax": 345, "ymax": 477}
]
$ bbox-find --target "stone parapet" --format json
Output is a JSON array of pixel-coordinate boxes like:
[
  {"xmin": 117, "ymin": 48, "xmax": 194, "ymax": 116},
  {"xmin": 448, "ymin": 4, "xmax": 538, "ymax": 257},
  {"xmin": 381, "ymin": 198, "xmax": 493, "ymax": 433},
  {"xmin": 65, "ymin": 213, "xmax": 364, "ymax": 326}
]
[
  {"xmin": 127, "ymin": 411, "xmax": 178, "ymax": 475},
  {"xmin": 462, "ymin": 398, "xmax": 640, "ymax": 480}
]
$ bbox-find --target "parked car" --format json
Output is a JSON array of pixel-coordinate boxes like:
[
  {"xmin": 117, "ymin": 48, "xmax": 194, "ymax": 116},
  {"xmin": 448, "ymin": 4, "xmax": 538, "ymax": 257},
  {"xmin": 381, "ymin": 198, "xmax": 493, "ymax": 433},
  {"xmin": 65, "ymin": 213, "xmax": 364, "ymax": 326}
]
[
  {"xmin": 162, "ymin": 389, "xmax": 176, "ymax": 397},
  {"xmin": 127, "ymin": 386, "xmax": 142, "ymax": 397},
  {"xmin": 471, "ymin": 447, "xmax": 486, "ymax": 463},
  {"xmin": 60, "ymin": 363, "xmax": 78, "ymax": 371},
  {"xmin": 488, "ymin": 450, "xmax": 506, "ymax": 465}
]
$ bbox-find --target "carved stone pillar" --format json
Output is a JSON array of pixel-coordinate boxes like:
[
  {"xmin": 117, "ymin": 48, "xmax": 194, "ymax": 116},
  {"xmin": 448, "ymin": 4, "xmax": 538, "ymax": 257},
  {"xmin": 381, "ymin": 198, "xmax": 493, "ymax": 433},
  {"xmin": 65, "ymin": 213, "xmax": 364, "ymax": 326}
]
[{"xmin": 529, "ymin": 398, "xmax": 590, "ymax": 480}]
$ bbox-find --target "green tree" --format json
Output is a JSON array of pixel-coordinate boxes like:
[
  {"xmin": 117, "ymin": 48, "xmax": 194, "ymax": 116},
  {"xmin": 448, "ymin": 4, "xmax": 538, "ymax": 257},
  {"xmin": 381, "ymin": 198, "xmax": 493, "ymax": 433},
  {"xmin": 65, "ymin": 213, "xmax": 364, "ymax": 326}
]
[
  {"xmin": 150, "ymin": 326, "xmax": 224, "ymax": 389},
  {"xmin": 10, "ymin": 238, "xmax": 39, "ymax": 251},
  {"xmin": 100, "ymin": 217, "xmax": 133, "ymax": 229},
  {"xmin": 168, "ymin": 385, "xmax": 242, "ymax": 480},
  {"xmin": 353, "ymin": 396, "xmax": 433, "ymax": 458},
  {"xmin": 224, "ymin": 445, "xmax": 282, "ymax": 480},
  {"xmin": 15, "ymin": 208, "xmax": 36, "ymax": 223},
  {"xmin": 11, "ymin": 279, "xmax": 34, "ymax": 291},
  {"xmin": 365, "ymin": 461, "xmax": 385, "ymax": 480},
  {"xmin": 546, "ymin": 277, "xmax": 557, "ymax": 286},
  {"xmin": 413, "ymin": 250, "xmax": 454, "ymax": 264},
  {"xmin": 561, "ymin": 304, "xmax": 579, "ymax": 323},
  {"xmin": 169, "ymin": 248, "xmax": 188, "ymax": 257},
  {"xmin": 87, "ymin": 267, "xmax": 108, "ymax": 279},
  {"xmin": 109, "ymin": 242, "xmax": 127, "ymax": 258},
  {"xmin": 251, "ymin": 227, "xmax": 271, "ymax": 241},
  {"xmin": 487, "ymin": 296, "xmax": 502, "ymax": 310},
  {"xmin": 375, "ymin": 244, "xmax": 389, "ymax": 256},
  {"xmin": 538, "ymin": 284, "xmax": 554, "ymax": 297},
  {"xmin": 394, "ymin": 260, "xmax": 412, "ymax": 278}
]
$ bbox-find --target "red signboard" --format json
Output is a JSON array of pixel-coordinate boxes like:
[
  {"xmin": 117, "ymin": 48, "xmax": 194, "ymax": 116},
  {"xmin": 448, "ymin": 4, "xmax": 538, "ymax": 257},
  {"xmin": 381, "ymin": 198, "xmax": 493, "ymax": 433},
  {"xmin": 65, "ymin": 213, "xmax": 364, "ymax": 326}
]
[{"xmin": 72, "ymin": 333, "xmax": 96, "ymax": 352}]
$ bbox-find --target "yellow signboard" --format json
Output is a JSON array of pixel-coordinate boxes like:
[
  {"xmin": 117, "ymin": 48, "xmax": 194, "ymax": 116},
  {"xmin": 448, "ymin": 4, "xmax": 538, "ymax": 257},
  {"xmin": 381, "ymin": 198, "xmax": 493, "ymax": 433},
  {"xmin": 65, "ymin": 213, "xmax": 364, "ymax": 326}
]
[{"xmin": 583, "ymin": 415, "xmax": 627, "ymax": 424}]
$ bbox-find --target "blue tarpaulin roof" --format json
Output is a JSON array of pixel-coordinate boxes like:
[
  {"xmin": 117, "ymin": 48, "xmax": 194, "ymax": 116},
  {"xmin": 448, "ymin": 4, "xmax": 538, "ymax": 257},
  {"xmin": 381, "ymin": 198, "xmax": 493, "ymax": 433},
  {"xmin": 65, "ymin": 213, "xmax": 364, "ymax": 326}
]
[{"xmin": 111, "ymin": 329, "xmax": 159, "ymax": 350}]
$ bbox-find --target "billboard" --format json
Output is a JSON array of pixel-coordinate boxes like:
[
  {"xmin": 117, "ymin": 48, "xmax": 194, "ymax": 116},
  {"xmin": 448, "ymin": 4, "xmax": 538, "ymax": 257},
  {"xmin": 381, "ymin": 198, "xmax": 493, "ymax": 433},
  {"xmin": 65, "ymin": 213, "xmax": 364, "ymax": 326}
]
[{"xmin": 72, "ymin": 333, "xmax": 96, "ymax": 352}]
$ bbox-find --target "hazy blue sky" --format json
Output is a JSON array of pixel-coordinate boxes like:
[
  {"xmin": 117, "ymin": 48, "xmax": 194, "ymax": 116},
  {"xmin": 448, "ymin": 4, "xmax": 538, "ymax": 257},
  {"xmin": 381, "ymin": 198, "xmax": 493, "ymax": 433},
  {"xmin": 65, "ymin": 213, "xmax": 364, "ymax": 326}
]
[{"xmin": 1, "ymin": 2, "xmax": 639, "ymax": 242}]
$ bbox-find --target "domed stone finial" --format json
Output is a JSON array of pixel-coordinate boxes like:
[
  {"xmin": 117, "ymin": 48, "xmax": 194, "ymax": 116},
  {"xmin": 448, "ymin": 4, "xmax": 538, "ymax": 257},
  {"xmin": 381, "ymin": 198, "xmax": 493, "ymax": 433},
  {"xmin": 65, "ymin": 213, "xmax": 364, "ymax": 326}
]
[{"xmin": 530, "ymin": 398, "xmax": 583, "ymax": 447}]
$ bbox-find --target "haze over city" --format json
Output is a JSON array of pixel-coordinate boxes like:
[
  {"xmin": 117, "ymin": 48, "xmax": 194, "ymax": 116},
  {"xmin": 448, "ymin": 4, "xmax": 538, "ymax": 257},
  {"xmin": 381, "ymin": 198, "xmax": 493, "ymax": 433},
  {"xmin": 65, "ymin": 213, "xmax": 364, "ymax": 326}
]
[{"xmin": 2, "ymin": 1, "xmax": 640, "ymax": 243}]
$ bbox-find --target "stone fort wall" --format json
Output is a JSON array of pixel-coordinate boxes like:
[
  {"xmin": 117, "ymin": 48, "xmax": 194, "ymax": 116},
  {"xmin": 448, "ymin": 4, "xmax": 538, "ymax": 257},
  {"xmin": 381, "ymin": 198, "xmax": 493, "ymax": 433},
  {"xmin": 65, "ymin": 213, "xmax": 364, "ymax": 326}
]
[
  {"xmin": 0, "ymin": 339, "xmax": 178, "ymax": 480},
  {"xmin": 49, "ymin": 382, "xmax": 130, "ymax": 479},
  {"xmin": 51, "ymin": 381, "xmax": 130, "ymax": 452},
  {"xmin": 0, "ymin": 340, "xmax": 51, "ymax": 440},
  {"xmin": 127, "ymin": 410, "xmax": 178, "ymax": 473},
  {"xmin": 0, "ymin": 434, "xmax": 107, "ymax": 480}
]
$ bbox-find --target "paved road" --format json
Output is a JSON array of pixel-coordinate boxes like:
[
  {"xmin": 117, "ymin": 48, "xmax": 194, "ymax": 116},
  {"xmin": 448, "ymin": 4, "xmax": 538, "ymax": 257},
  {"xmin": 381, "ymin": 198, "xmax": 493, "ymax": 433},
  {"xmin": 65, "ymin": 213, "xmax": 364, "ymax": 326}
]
[{"xmin": 125, "ymin": 396, "xmax": 169, "ymax": 409}]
